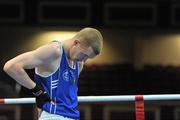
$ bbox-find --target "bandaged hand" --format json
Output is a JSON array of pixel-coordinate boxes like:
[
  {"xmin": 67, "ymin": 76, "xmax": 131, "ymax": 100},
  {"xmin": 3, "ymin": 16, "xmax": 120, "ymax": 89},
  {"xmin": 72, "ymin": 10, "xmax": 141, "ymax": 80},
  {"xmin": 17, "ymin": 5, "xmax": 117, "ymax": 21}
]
[{"xmin": 30, "ymin": 84, "xmax": 53, "ymax": 108}]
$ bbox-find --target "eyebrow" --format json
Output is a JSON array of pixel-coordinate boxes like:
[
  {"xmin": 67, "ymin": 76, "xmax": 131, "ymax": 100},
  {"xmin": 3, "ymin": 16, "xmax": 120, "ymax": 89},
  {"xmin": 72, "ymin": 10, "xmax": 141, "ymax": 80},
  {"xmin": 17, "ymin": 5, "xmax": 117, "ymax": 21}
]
[{"xmin": 81, "ymin": 46, "xmax": 95, "ymax": 58}]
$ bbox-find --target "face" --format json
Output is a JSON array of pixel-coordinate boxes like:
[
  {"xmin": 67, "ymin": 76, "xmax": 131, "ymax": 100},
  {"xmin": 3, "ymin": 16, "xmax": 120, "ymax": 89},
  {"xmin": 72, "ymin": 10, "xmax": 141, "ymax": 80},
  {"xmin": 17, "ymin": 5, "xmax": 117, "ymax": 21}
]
[{"xmin": 69, "ymin": 42, "xmax": 96, "ymax": 62}]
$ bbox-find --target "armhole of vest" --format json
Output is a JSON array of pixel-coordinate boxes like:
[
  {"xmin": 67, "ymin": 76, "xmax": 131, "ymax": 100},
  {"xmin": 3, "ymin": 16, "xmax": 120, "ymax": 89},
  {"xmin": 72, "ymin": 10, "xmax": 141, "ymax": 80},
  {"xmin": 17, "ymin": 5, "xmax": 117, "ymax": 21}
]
[{"xmin": 35, "ymin": 40, "xmax": 63, "ymax": 77}]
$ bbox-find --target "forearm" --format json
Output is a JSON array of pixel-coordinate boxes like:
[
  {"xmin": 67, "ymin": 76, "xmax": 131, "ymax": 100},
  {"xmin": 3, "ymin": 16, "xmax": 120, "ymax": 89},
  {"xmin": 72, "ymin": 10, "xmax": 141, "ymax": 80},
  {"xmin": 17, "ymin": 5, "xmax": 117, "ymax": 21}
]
[
  {"xmin": 4, "ymin": 64, "xmax": 52, "ymax": 108},
  {"xmin": 3, "ymin": 63, "xmax": 36, "ymax": 89}
]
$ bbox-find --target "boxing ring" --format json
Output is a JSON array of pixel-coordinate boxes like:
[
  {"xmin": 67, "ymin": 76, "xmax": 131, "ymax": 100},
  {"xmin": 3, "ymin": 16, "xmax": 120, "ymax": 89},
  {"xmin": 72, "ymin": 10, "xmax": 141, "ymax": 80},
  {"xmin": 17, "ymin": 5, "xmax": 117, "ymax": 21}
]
[{"xmin": 1, "ymin": 94, "xmax": 180, "ymax": 120}]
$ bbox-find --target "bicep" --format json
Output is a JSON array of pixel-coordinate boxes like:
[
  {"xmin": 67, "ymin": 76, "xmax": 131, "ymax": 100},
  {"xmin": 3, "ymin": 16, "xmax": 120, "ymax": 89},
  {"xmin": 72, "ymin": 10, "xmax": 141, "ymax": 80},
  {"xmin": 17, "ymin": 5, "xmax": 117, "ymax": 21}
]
[
  {"xmin": 6, "ymin": 51, "xmax": 44, "ymax": 69},
  {"xmin": 7, "ymin": 42, "xmax": 60, "ymax": 69}
]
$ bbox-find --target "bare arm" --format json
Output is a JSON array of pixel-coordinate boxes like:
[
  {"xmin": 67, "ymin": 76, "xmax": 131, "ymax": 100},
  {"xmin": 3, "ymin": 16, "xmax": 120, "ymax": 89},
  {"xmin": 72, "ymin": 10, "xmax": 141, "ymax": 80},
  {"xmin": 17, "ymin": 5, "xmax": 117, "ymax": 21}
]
[{"xmin": 3, "ymin": 42, "xmax": 60, "ymax": 89}]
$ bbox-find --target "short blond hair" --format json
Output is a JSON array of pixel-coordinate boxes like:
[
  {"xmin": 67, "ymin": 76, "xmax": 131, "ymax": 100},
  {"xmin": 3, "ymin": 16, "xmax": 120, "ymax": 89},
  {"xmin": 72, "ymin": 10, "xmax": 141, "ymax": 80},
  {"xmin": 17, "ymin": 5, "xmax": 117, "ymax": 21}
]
[{"xmin": 73, "ymin": 27, "xmax": 103, "ymax": 55}]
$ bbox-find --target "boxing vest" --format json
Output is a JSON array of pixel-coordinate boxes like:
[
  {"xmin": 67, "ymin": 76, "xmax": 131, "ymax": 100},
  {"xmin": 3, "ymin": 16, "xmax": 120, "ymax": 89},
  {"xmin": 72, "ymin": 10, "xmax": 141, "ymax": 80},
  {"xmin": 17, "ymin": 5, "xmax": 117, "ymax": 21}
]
[{"xmin": 34, "ymin": 42, "xmax": 79, "ymax": 119}]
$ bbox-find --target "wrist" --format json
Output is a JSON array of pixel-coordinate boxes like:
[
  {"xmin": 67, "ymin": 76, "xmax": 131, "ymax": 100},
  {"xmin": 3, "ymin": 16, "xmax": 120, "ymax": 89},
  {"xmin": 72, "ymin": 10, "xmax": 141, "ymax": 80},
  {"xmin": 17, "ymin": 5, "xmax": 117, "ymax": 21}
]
[
  {"xmin": 30, "ymin": 85, "xmax": 51, "ymax": 108},
  {"xmin": 30, "ymin": 84, "xmax": 44, "ymax": 96}
]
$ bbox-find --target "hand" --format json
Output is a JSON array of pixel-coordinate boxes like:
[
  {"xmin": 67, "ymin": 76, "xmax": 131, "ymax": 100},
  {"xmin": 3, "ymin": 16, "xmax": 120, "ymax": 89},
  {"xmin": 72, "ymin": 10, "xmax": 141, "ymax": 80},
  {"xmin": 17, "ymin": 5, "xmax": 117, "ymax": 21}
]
[
  {"xmin": 35, "ymin": 91, "xmax": 52, "ymax": 108},
  {"xmin": 31, "ymin": 84, "xmax": 52, "ymax": 108},
  {"xmin": 37, "ymin": 108, "xmax": 42, "ymax": 118}
]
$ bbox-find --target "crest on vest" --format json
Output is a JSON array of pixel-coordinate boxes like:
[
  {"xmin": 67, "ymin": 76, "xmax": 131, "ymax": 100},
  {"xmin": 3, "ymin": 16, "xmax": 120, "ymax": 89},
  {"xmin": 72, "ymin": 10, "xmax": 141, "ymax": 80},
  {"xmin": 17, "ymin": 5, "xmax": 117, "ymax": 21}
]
[
  {"xmin": 62, "ymin": 69, "xmax": 75, "ymax": 83},
  {"xmin": 62, "ymin": 69, "xmax": 69, "ymax": 82}
]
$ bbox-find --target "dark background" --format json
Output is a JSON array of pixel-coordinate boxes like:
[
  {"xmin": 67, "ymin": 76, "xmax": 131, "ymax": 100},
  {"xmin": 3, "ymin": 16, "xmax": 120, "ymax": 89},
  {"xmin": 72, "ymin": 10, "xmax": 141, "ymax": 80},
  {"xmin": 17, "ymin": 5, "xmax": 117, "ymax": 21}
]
[{"xmin": 1, "ymin": 0, "xmax": 180, "ymax": 120}]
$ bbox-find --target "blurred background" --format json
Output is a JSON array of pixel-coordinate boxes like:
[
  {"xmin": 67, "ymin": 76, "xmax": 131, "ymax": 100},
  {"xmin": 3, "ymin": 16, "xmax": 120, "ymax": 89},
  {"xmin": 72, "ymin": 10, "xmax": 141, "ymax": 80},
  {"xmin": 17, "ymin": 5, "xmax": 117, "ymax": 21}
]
[{"xmin": 1, "ymin": 0, "xmax": 180, "ymax": 119}]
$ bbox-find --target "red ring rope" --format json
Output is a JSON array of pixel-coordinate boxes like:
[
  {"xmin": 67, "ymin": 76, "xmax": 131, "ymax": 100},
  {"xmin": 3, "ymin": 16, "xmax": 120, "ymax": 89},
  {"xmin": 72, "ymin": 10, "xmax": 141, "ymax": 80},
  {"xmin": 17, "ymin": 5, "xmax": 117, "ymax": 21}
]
[
  {"xmin": 135, "ymin": 95, "xmax": 145, "ymax": 120},
  {"xmin": 0, "ymin": 99, "xmax": 5, "ymax": 104}
]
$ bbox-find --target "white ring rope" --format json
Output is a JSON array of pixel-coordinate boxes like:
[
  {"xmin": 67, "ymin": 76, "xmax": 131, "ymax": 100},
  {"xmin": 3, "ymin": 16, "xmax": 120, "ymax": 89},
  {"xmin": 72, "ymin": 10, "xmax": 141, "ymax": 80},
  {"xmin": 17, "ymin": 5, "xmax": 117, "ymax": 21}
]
[{"xmin": 1, "ymin": 94, "xmax": 180, "ymax": 104}]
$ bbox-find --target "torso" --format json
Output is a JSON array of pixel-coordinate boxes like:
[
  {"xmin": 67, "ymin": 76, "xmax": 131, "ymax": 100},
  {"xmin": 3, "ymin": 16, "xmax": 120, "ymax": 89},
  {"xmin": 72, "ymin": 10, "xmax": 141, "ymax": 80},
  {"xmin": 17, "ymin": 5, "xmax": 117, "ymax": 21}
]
[
  {"xmin": 34, "ymin": 42, "xmax": 80, "ymax": 118},
  {"xmin": 35, "ymin": 41, "xmax": 83, "ymax": 78}
]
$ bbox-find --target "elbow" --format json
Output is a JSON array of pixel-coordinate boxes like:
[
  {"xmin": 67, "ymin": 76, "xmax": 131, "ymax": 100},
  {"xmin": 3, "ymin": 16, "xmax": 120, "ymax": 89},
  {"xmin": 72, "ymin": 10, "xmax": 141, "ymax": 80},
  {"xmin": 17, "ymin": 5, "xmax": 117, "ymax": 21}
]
[
  {"xmin": 3, "ymin": 62, "xmax": 11, "ymax": 73},
  {"xmin": 3, "ymin": 61, "xmax": 20, "ymax": 73}
]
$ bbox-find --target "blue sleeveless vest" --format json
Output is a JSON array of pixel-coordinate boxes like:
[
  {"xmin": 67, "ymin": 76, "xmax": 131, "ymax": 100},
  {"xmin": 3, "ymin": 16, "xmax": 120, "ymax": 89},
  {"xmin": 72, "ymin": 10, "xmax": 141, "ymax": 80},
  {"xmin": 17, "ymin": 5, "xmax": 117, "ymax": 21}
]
[{"xmin": 34, "ymin": 42, "xmax": 79, "ymax": 119}]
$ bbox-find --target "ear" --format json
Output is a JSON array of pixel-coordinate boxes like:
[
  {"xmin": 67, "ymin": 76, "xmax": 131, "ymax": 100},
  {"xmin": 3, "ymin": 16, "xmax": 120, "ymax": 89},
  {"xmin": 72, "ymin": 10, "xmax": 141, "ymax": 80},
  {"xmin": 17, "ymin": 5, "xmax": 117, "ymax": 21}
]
[{"xmin": 74, "ymin": 40, "xmax": 80, "ymax": 45}]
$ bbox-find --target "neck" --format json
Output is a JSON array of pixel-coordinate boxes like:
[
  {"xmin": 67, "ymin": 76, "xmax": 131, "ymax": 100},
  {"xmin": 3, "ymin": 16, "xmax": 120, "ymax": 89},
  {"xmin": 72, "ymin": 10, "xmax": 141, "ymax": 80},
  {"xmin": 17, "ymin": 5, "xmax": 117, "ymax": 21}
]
[{"xmin": 63, "ymin": 39, "xmax": 73, "ymax": 60}]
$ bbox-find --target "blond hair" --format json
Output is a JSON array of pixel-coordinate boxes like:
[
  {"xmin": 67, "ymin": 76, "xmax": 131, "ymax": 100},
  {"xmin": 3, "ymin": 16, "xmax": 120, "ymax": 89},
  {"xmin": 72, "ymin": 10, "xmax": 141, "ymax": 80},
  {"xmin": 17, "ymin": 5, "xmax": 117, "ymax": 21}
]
[{"xmin": 73, "ymin": 27, "xmax": 103, "ymax": 55}]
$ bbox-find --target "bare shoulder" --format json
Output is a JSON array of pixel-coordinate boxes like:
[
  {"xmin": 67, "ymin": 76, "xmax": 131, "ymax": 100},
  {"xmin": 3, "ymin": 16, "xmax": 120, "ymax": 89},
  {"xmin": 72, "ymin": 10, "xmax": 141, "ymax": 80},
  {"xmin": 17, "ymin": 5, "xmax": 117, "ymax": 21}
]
[
  {"xmin": 3, "ymin": 41, "xmax": 62, "ymax": 70},
  {"xmin": 34, "ymin": 41, "xmax": 61, "ymax": 63}
]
